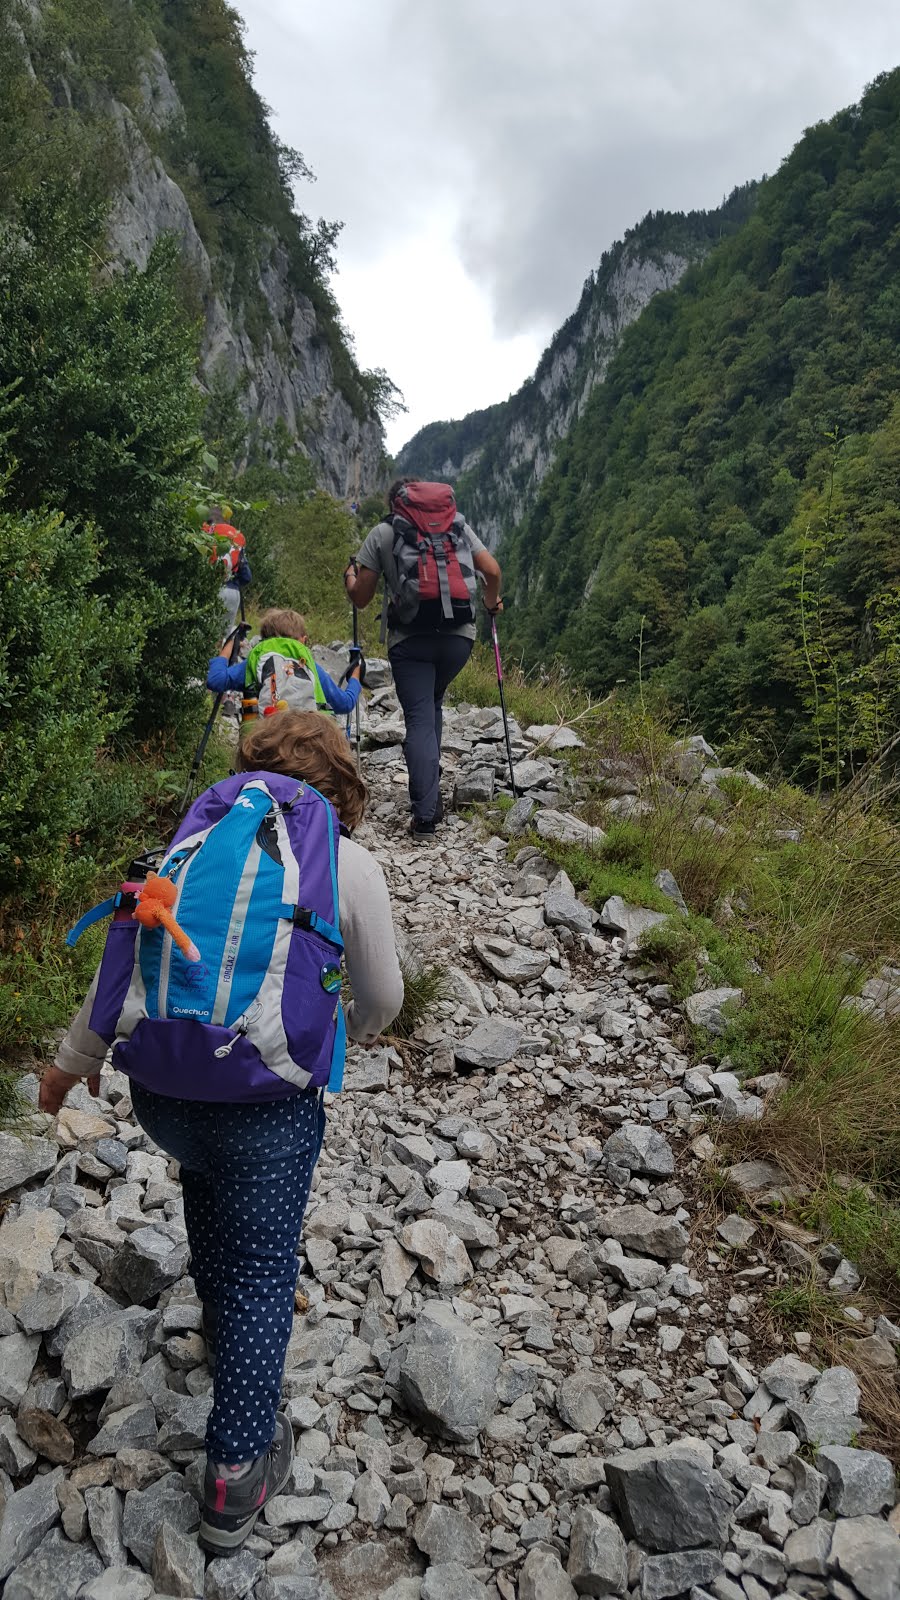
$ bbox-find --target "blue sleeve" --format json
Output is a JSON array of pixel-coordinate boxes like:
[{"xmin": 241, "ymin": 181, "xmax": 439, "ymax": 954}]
[
  {"xmin": 207, "ymin": 657, "xmax": 247, "ymax": 693},
  {"xmin": 317, "ymin": 666, "xmax": 361, "ymax": 714},
  {"xmin": 237, "ymin": 553, "xmax": 252, "ymax": 586}
]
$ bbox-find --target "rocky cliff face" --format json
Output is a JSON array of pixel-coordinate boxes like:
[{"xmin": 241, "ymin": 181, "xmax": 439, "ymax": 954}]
[
  {"xmin": 398, "ymin": 200, "xmax": 753, "ymax": 548},
  {"xmin": 103, "ymin": 50, "xmax": 383, "ymax": 500}
]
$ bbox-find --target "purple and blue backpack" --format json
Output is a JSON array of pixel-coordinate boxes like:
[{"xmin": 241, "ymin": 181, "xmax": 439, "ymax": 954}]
[{"xmin": 67, "ymin": 772, "xmax": 346, "ymax": 1102}]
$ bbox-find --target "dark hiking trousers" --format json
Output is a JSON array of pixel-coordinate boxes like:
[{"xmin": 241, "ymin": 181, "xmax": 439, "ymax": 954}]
[{"xmin": 390, "ymin": 633, "xmax": 473, "ymax": 824}]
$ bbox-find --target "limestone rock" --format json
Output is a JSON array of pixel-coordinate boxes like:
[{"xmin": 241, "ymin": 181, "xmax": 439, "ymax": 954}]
[
  {"xmin": 104, "ymin": 1225, "xmax": 190, "ymax": 1304},
  {"xmin": 683, "ymin": 986, "xmax": 744, "ymax": 1034},
  {"xmin": 413, "ymin": 1502, "xmax": 485, "ymax": 1567},
  {"xmin": 818, "ymin": 1445, "xmax": 896, "ymax": 1517},
  {"xmin": 0, "ymin": 1132, "xmax": 57, "ymax": 1197},
  {"xmin": 602, "ymin": 1123, "xmax": 674, "ymax": 1177},
  {"xmin": 597, "ymin": 896, "xmax": 669, "ymax": 954},
  {"xmin": 122, "ymin": 1472, "xmax": 200, "ymax": 1570},
  {"xmin": 398, "ymin": 1302, "xmax": 501, "ymax": 1443},
  {"xmin": 398, "ymin": 1219, "xmax": 473, "ymax": 1288},
  {"xmin": 454, "ymin": 1017, "xmax": 524, "ymax": 1070},
  {"xmin": 4, "ymin": 1526, "xmax": 103, "ymax": 1600},
  {"xmin": 0, "ymin": 1466, "xmax": 65, "ymax": 1583},
  {"xmin": 829, "ymin": 1514, "xmax": 900, "ymax": 1600},
  {"xmin": 567, "ymin": 1505, "xmax": 628, "ymax": 1595},
  {"xmin": 151, "ymin": 1520, "xmax": 205, "ymax": 1597},
  {"xmin": 473, "ymin": 935, "xmax": 549, "ymax": 985},
  {"xmin": 605, "ymin": 1442, "xmax": 732, "ymax": 1552},
  {"xmin": 595, "ymin": 1204, "xmax": 689, "ymax": 1262},
  {"xmin": 639, "ymin": 1550, "xmax": 725, "ymax": 1600},
  {"xmin": 536, "ymin": 809, "xmax": 604, "ymax": 848},
  {"xmin": 520, "ymin": 1547, "xmax": 578, "ymax": 1600}
]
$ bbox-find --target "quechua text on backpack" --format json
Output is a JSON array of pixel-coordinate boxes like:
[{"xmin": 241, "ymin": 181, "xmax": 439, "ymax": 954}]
[
  {"xmin": 245, "ymin": 637, "xmax": 327, "ymax": 718},
  {"xmin": 387, "ymin": 481, "xmax": 478, "ymax": 631},
  {"xmin": 66, "ymin": 774, "xmax": 347, "ymax": 1101}
]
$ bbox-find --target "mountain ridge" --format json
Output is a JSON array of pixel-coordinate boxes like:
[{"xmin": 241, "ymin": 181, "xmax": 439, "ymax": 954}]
[{"xmin": 396, "ymin": 189, "xmax": 757, "ymax": 547}]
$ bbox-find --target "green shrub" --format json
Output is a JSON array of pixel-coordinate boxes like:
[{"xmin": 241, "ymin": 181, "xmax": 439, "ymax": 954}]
[{"xmin": 0, "ymin": 504, "xmax": 118, "ymax": 896}]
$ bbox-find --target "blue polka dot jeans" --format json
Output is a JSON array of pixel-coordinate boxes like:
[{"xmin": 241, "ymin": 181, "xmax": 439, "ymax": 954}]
[{"xmin": 131, "ymin": 1084, "xmax": 325, "ymax": 1463}]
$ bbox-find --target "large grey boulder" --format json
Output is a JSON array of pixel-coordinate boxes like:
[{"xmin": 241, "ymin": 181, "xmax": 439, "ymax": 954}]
[
  {"xmin": 594, "ymin": 1204, "xmax": 689, "ymax": 1262},
  {"xmin": 413, "ymin": 1502, "xmax": 485, "ymax": 1567},
  {"xmin": 421, "ymin": 1564, "xmax": 489, "ymax": 1600},
  {"xmin": 536, "ymin": 809, "xmax": 604, "ymax": 848},
  {"xmin": 639, "ymin": 1550, "xmax": 725, "ymax": 1600},
  {"xmin": 398, "ymin": 1301, "xmax": 501, "ymax": 1443},
  {"xmin": 4, "ymin": 1526, "xmax": 103, "ymax": 1600},
  {"xmin": 683, "ymin": 987, "xmax": 744, "ymax": 1035},
  {"xmin": 520, "ymin": 1547, "xmax": 578, "ymax": 1600},
  {"xmin": 0, "ymin": 1132, "xmax": 57, "ymax": 1197},
  {"xmin": 0, "ymin": 1208, "xmax": 66, "ymax": 1313},
  {"xmin": 604, "ymin": 1442, "xmax": 733, "ymax": 1552},
  {"xmin": 152, "ymin": 1520, "xmax": 205, "ymax": 1597},
  {"xmin": 398, "ymin": 1219, "xmax": 473, "ymax": 1289},
  {"xmin": 0, "ymin": 1331, "xmax": 40, "ymax": 1407},
  {"xmin": 0, "ymin": 1466, "xmax": 64, "ymax": 1583},
  {"xmin": 204, "ymin": 1551, "xmax": 265, "ymax": 1600},
  {"xmin": 788, "ymin": 1365, "xmax": 861, "ymax": 1447},
  {"xmin": 817, "ymin": 1445, "xmax": 896, "ymax": 1517},
  {"xmin": 454, "ymin": 1017, "xmax": 524, "ymax": 1071},
  {"xmin": 453, "ymin": 767, "xmax": 495, "ymax": 806},
  {"xmin": 556, "ymin": 1370, "xmax": 616, "ymax": 1433},
  {"xmin": 503, "ymin": 795, "xmax": 537, "ymax": 836},
  {"xmin": 829, "ymin": 1515, "xmax": 900, "ymax": 1600},
  {"xmin": 473, "ymin": 935, "xmax": 549, "ymax": 985},
  {"xmin": 513, "ymin": 757, "xmax": 556, "ymax": 790},
  {"xmin": 62, "ymin": 1307, "xmax": 155, "ymax": 1398},
  {"xmin": 598, "ymin": 896, "xmax": 670, "ymax": 954},
  {"xmin": 544, "ymin": 872, "xmax": 596, "ymax": 936},
  {"xmin": 567, "ymin": 1506, "xmax": 627, "ymax": 1595},
  {"xmin": 122, "ymin": 1471, "xmax": 200, "ymax": 1570},
  {"xmin": 105, "ymin": 1225, "xmax": 190, "ymax": 1304},
  {"xmin": 602, "ymin": 1123, "xmax": 674, "ymax": 1178}
]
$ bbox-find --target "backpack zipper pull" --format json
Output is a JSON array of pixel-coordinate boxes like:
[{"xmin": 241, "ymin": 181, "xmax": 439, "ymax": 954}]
[{"xmin": 213, "ymin": 1000, "xmax": 262, "ymax": 1058}]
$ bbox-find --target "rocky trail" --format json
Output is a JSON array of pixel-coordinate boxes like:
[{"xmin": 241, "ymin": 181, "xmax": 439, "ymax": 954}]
[{"xmin": 0, "ymin": 677, "xmax": 898, "ymax": 1600}]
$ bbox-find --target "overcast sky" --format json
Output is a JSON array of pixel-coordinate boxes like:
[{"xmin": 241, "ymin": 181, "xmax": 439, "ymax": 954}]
[{"xmin": 235, "ymin": 1, "xmax": 900, "ymax": 452}]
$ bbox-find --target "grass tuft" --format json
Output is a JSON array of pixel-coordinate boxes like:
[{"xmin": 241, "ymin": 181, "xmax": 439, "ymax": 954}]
[{"xmin": 390, "ymin": 947, "xmax": 450, "ymax": 1041}]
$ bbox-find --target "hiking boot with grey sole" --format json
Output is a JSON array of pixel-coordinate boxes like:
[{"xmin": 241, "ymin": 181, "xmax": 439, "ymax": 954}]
[{"xmin": 199, "ymin": 1411, "xmax": 293, "ymax": 1552}]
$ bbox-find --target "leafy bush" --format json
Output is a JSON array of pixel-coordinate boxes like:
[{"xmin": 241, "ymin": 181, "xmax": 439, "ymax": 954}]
[
  {"xmin": 0, "ymin": 187, "xmax": 217, "ymax": 739},
  {"xmin": 0, "ymin": 504, "xmax": 119, "ymax": 896}
]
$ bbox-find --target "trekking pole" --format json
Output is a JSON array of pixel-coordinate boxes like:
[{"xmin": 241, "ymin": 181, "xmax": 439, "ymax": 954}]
[
  {"xmin": 490, "ymin": 611, "xmax": 518, "ymax": 799},
  {"xmin": 352, "ymin": 604, "xmax": 362, "ymax": 766},
  {"xmin": 181, "ymin": 623, "xmax": 247, "ymax": 814}
]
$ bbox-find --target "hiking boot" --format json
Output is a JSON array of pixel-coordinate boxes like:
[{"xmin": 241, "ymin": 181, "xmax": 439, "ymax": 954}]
[
  {"xmin": 199, "ymin": 1412, "xmax": 293, "ymax": 1553},
  {"xmin": 202, "ymin": 1303, "xmax": 217, "ymax": 1372},
  {"xmin": 410, "ymin": 818, "xmax": 436, "ymax": 840}
]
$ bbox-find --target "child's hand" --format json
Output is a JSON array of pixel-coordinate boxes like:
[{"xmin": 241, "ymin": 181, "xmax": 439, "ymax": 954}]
[{"xmin": 39, "ymin": 1065, "xmax": 100, "ymax": 1115}]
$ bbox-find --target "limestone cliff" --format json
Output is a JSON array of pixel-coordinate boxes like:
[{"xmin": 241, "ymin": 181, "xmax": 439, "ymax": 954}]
[
  {"xmin": 11, "ymin": 3, "xmax": 385, "ymax": 499},
  {"xmin": 397, "ymin": 196, "xmax": 755, "ymax": 547}
]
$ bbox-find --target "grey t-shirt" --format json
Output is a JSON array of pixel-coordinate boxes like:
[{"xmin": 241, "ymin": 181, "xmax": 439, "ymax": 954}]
[{"xmin": 356, "ymin": 518, "xmax": 486, "ymax": 649}]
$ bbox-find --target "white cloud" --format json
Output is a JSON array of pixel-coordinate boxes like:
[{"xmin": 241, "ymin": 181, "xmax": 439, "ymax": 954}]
[{"xmin": 235, "ymin": 0, "xmax": 900, "ymax": 449}]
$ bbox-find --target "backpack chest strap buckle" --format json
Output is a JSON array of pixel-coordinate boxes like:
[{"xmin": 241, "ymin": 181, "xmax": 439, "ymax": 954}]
[{"xmin": 282, "ymin": 904, "xmax": 343, "ymax": 950}]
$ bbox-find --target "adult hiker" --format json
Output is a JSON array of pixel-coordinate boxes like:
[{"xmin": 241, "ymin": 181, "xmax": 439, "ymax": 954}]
[
  {"xmin": 208, "ymin": 607, "xmax": 364, "ymax": 721},
  {"xmin": 40, "ymin": 710, "xmax": 404, "ymax": 1553},
  {"xmin": 205, "ymin": 508, "xmax": 252, "ymax": 632},
  {"xmin": 344, "ymin": 477, "xmax": 503, "ymax": 836}
]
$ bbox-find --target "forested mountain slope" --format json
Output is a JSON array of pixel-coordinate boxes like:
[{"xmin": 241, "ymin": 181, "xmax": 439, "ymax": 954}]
[
  {"xmin": 396, "ymin": 193, "xmax": 756, "ymax": 547},
  {"xmin": 503, "ymin": 70, "xmax": 900, "ymax": 779},
  {"xmin": 2, "ymin": 0, "xmax": 386, "ymax": 495}
]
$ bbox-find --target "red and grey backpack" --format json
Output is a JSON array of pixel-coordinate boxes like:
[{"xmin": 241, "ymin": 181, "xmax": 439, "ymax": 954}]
[{"xmin": 385, "ymin": 481, "xmax": 478, "ymax": 633}]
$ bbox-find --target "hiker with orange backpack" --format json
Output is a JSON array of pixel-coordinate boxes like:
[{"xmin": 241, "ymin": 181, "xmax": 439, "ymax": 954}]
[
  {"xmin": 40, "ymin": 711, "xmax": 403, "ymax": 1552},
  {"xmin": 344, "ymin": 478, "xmax": 502, "ymax": 837},
  {"xmin": 205, "ymin": 510, "xmax": 252, "ymax": 632}
]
